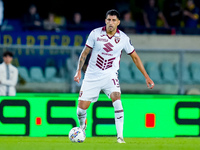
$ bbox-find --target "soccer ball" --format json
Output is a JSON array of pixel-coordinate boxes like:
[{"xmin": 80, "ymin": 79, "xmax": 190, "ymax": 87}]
[{"xmin": 68, "ymin": 127, "xmax": 86, "ymax": 143}]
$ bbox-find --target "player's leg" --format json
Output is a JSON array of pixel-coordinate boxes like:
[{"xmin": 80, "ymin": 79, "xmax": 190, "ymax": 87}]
[
  {"xmin": 77, "ymin": 100, "xmax": 91, "ymax": 130},
  {"xmin": 77, "ymin": 79, "xmax": 101, "ymax": 130},
  {"xmin": 110, "ymin": 92, "xmax": 125, "ymax": 143},
  {"xmin": 102, "ymin": 74, "xmax": 125, "ymax": 143}
]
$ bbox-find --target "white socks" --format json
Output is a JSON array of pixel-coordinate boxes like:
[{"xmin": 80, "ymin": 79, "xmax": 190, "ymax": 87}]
[
  {"xmin": 77, "ymin": 107, "xmax": 87, "ymax": 129},
  {"xmin": 113, "ymin": 100, "xmax": 124, "ymax": 138},
  {"xmin": 77, "ymin": 100, "xmax": 124, "ymax": 138}
]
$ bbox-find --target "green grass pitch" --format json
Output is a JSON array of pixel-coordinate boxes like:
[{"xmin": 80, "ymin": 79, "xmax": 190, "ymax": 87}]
[{"xmin": 1, "ymin": 137, "xmax": 200, "ymax": 150}]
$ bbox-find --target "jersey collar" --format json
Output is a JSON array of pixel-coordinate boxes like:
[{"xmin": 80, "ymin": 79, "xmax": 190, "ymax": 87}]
[
  {"xmin": 101, "ymin": 26, "xmax": 120, "ymax": 39},
  {"xmin": 2, "ymin": 62, "xmax": 11, "ymax": 66}
]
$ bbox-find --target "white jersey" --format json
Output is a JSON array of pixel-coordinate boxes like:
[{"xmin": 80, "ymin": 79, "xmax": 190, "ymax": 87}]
[
  {"xmin": 0, "ymin": 62, "xmax": 18, "ymax": 96},
  {"xmin": 84, "ymin": 26, "xmax": 135, "ymax": 81}
]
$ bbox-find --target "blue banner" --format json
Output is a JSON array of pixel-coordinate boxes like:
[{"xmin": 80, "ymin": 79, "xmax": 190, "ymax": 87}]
[
  {"xmin": 0, "ymin": 31, "xmax": 89, "ymax": 46},
  {"xmin": 0, "ymin": 31, "xmax": 90, "ymax": 68}
]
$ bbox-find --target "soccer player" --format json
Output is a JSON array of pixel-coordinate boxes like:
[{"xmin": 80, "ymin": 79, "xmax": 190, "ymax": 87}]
[
  {"xmin": 0, "ymin": 51, "xmax": 18, "ymax": 96},
  {"xmin": 74, "ymin": 9, "xmax": 154, "ymax": 143}
]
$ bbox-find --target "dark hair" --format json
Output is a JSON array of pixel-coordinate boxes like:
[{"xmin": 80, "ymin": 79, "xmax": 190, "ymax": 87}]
[
  {"xmin": 3, "ymin": 51, "xmax": 13, "ymax": 57},
  {"xmin": 106, "ymin": 9, "xmax": 120, "ymax": 20},
  {"xmin": 29, "ymin": 4, "xmax": 36, "ymax": 9}
]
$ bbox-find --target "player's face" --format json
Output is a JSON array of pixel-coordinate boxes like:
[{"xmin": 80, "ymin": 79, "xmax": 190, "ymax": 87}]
[
  {"xmin": 3, "ymin": 56, "xmax": 13, "ymax": 65},
  {"xmin": 105, "ymin": 15, "xmax": 120, "ymax": 33}
]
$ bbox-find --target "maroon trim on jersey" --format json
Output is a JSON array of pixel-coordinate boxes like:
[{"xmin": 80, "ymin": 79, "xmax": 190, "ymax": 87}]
[
  {"xmin": 98, "ymin": 54, "xmax": 104, "ymax": 60},
  {"xmin": 128, "ymin": 49, "xmax": 135, "ymax": 55},
  {"xmin": 96, "ymin": 63, "xmax": 102, "ymax": 69},
  {"xmin": 108, "ymin": 57, "xmax": 115, "ymax": 61},
  {"xmin": 102, "ymin": 26, "xmax": 120, "ymax": 33},
  {"xmin": 102, "ymin": 26, "xmax": 120, "ymax": 39},
  {"xmin": 107, "ymin": 35, "xmax": 114, "ymax": 39},
  {"xmin": 97, "ymin": 57, "xmax": 103, "ymax": 63},
  {"xmin": 96, "ymin": 54, "xmax": 116, "ymax": 70},
  {"xmin": 85, "ymin": 44, "xmax": 93, "ymax": 49},
  {"xmin": 102, "ymin": 26, "xmax": 106, "ymax": 31},
  {"xmin": 118, "ymin": 51, "xmax": 123, "ymax": 70},
  {"xmin": 116, "ymin": 28, "xmax": 120, "ymax": 33}
]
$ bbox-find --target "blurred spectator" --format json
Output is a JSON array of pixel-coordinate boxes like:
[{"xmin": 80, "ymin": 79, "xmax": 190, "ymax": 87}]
[
  {"xmin": 22, "ymin": 4, "xmax": 43, "ymax": 30},
  {"xmin": 67, "ymin": 12, "xmax": 85, "ymax": 31},
  {"xmin": 183, "ymin": 0, "xmax": 199, "ymax": 28},
  {"xmin": 0, "ymin": 0, "xmax": 3, "ymax": 30},
  {"xmin": 54, "ymin": 15, "xmax": 67, "ymax": 30},
  {"xmin": 0, "ymin": 51, "xmax": 18, "ymax": 96},
  {"xmin": 120, "ymin": 10, "xmax": 136, "ymax": 33},
  {"xmin": 164, "ymin": 0, "xmax": 183, "ymax": 28},
  {"xmin": 143, "ymin": 0, "xmax": 169, "ymax": 32},
  {"xmin": 43, "ymin": 12, "xmax": 60, "ymax": 31}
]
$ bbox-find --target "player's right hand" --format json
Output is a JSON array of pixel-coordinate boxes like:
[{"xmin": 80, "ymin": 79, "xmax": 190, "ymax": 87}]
[
  {"xmin": 74, "ymin": 70, "xmax": 81, "ymax": 83},
  {"xmin": 146, "ymin": 77, "xmax": 154, "ymax": 89}
]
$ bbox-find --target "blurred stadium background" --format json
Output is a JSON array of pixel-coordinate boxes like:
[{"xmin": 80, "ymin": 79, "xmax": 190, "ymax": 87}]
[
  {"xmin": 1, "ymin": 0, "xmax": 200, "ymax": 95},
  {"xmin": 1, "ymin": 0, "xmax": 200, "ymax": 147}
]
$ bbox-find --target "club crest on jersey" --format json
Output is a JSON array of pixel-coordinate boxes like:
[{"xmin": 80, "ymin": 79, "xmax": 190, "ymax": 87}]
[
  {"xmin": 79, "ymin": 91, "xmax": 83, "ymax": 97},
  {"xmin": 115, "ymin": 37, "xmax": 120, "ymax": 44}
]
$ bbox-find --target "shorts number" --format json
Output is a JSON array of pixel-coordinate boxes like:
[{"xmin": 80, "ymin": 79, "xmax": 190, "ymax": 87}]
[{"xmin": 112, "ymin": 79, "xmax": 119, "ymax": 86}]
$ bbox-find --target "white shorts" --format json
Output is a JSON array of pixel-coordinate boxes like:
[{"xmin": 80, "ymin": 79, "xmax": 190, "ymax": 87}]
[{"xmin": 78, "ymin": 73, "xmax": 121, "ymax": 103}]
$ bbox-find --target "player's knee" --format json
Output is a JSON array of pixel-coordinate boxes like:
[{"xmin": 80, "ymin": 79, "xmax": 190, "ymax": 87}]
[
  {"xmin": 111, "ymin": 92, "xmax": 121, "ymax": 102},
  {"xmin": 78, "ymin": 100, "xmax": 90, "ymax": 110}
]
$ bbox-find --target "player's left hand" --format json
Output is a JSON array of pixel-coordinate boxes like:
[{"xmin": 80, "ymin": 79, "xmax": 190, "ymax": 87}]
[
  {"xmin": 74, "ymin": 70, "xmax": 81, "ymax": 83},
  {"xmin": 146, "ymin": 77, "xmax": 154, "ymax": 89}
]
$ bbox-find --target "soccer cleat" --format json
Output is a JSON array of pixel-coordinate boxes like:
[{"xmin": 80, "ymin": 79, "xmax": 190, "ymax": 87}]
[
  {"xmin": 81, "ymin": 118, "xmax": 87, "ymax": 131},
  {"xmin": 117, "ymin": 137, "xmax": 126, "ymax": 143},
  {"xmin": 83, "ymin": 118, "xmax": 87, "ymax": 130}
]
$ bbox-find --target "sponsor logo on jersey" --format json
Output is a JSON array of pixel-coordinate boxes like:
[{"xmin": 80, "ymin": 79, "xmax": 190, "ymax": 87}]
[
  {"xmin": 101, "ymin": 52, "xmax": 113, "ymax": 56},
  {"xmin": 115, "ymin": 37, "xmax": 120, "ymax": 44},
  {"xmin": 97, "ymin": 37, "xmax": 108, "ymax": 42},
  {"xmin": 96, "ymin": 54, "xmax": 115, "ymax": 70},
  {"xmin": 103, "ymin": 42, "xmax": 113, "ymax": 53}
]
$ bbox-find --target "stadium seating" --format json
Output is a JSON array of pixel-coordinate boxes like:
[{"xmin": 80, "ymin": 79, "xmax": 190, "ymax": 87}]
[
  {"xmin": 174, "ymin": 63, "xmax": 192, "ymax": 84},
  {"xmin": 45, "ymin": 67, "xmax": 66, "ymax": 82},
  {"xmin": 17, "ymin": 66, "xmax": 32, "ymax": 82},
  {"xmin": 145, "ymin": 61, "xmax": 162, "ymax": 84},
  {"xmin": 130, "ymin": 64, "xmax": 145, "ymax": 83},
  {"xmin": 30, "ymin": 67, "xmax": 46, "ymax": 82},
  {"xmin": 18, "ymin": 61, "xmax": 198, "ymax": 85},
  {"xmin": 59, "ymin": 67, "xmax": 70, "ymax": 82},
  {"xmin": 160, "ymin": 61, "xmax": 176, "ymax": 84},
  {"xmin": 119, "ymin": 62, "xmax": 134, "ymax": 83},
  {"xmin": 45, "ymin": 67, "xmax": 57, "ymax": 80},
  {"xmin": 189, "ymin": 62, "xmax": 200, "ymax": 83}
]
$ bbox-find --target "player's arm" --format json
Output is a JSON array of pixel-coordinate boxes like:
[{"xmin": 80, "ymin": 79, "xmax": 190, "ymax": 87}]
[
  {"xmin": 0, "ymin": 69, "xmax": 18, "ymax": 86},
  {"xmin": 130, "ymin": 51, "xmax": 154, "ymax": 89},
  {"xmin": 74, "ymin": 46, "xmax": 91, "ymax": 83}
]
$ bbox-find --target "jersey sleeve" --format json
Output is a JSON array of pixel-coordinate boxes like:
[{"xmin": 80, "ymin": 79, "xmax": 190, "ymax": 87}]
[
  {"xmin": 85, "ymin": 30, "xmax": 96, "ymax": 49},
  {"xmin": 123, "ymin": 37, "xmax": 135, "ymax": 55}
]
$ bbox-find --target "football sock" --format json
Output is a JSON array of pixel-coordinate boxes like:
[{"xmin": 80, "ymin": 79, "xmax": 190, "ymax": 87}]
[
  {"xmin": 113, "ymin": 100, "xmax": 124, "ymax": 138},
  {"xmin": 77, "ymin": 107, "xmax": 87, "ymax": 129}
]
